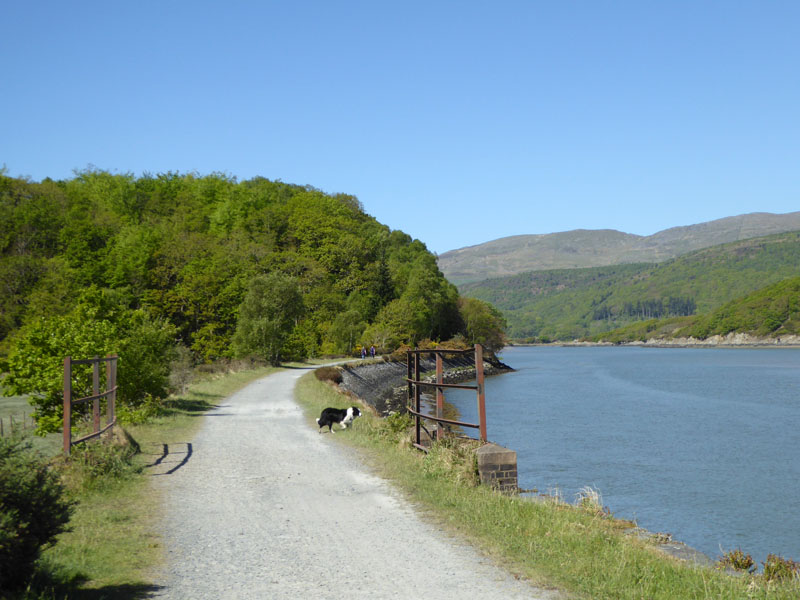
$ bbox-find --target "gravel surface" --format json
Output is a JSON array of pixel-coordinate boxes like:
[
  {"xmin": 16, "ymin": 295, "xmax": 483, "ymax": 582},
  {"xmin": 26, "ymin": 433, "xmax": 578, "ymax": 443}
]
[{"xmin": 149, "ymin": 367, "xmax": 559, "ymax": 599}]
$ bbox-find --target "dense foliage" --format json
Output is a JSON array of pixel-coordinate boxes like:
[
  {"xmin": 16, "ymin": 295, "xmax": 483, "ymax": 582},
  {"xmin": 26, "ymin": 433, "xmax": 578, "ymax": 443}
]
[
  {"xmin": 0, "ymin": 438, "xmax": 74, "ymax": 590},
  {"xmin": 678, "ymin": 276, "xmax": 800, "ymax": 339},
  {"xmin": 460, "ymin": 232, "xmax": 800, "ymax": 340},
  {"xmin": 0, "ymin": 170, "xmax": 501, "ymax": 423},
  {"xmin": 590, "ymin": 277, "xmax": 800, "ymax": 343}
]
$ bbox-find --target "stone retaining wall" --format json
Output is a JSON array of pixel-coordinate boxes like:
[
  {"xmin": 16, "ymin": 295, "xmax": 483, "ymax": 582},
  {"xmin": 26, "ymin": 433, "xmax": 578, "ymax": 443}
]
[{"xmin": 337, "ymin": 355, "xmax": 512, "ymax": 416}]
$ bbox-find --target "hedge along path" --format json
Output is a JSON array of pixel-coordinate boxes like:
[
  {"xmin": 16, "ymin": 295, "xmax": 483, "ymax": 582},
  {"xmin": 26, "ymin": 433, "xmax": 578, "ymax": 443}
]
[{"xmin": 150, "ymin": 367, "xmax": 558, "ymax": 600}]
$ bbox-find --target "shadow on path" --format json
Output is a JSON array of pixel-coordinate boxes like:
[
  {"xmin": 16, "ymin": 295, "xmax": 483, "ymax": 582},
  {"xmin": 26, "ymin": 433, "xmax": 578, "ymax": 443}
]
[{"xmin": 141, "ymin": 442, "xmax": 193, "ymax": 476}]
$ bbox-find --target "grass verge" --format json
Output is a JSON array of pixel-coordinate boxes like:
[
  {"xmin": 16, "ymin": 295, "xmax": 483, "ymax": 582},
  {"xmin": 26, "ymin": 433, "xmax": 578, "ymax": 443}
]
[
  {"xmin": 7, "ymin": 365, "xmax": 279, "ymax": 600},
  {"xmin": 294, "ymin": 372, "xmax": 800, "ymax": 600}
]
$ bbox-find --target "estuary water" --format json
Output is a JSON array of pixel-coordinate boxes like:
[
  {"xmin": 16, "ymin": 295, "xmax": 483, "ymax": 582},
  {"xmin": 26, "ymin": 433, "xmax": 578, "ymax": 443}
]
[{"xmin": 445, "ymin": 345, "xmax": 800, "ymax": 566}]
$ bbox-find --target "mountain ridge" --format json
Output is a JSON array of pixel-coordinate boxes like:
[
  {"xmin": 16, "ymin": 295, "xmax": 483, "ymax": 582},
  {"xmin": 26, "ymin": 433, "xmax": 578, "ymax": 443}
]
[
  {"xmin": 459, "ymin": 230, "xmax": 800, "ymax": 341},
  {"xmin": 438, "ymin": 211, "xmax": 800, "ymax": 284}
]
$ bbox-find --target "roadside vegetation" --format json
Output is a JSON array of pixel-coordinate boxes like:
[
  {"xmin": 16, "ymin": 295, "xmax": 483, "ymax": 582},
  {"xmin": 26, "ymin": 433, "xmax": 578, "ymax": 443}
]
[
  {"xmin": 1, "ymin": 169, "xmax": 506, "ymax": 435},
  {"xmin": 0, "ymin": 362, "xmax": 276, "ymax": 599},
  {"xmin": 295, "ymin": 372, "xmax": 800, "ymax": 600},
  {"xmin": 4, "ymin": 361, "xmax": 799, "ymax": 599},
  {"xmin": 0, "ymin": 168, "xmax": 507, "ymax": 596}
]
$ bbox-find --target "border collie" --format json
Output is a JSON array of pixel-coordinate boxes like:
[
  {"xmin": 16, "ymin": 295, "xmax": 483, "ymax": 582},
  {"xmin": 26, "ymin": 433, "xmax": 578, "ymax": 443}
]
[{"xmin": 316, "ymin": 406, "xmax": 361, "ymax": 433}]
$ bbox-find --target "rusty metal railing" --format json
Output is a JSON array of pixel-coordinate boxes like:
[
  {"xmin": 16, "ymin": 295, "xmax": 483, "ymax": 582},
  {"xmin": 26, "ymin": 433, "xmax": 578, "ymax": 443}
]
[
  {"xmin": 63, "ymin": 355, "xmax": 118, "ymax": 456},
  {"xmin": 406, "ymin": 344, "xmax": 487, "ymax": 451}
]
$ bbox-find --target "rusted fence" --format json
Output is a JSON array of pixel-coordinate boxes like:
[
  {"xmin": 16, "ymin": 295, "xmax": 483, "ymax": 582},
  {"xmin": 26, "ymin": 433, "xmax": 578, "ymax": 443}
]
[
  {"xmin": 406, "ymin": 344, "xmax": 487, "ymax": 452},
  {"xmin": 63, "ymin": 355, "xmax": 118, "ymax": 456}
]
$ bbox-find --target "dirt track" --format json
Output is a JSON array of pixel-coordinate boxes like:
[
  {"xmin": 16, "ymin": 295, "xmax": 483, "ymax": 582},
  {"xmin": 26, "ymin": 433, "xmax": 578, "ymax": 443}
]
[{"xmin": 149, "ymin": 367, "xmax": 558, "ymax": 599}]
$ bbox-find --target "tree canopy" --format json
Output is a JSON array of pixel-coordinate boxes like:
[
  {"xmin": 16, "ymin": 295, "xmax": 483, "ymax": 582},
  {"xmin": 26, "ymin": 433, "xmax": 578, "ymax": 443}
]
[{"xmin": 0, "ymin": 169, "xmax": 507, "ymax": 419}]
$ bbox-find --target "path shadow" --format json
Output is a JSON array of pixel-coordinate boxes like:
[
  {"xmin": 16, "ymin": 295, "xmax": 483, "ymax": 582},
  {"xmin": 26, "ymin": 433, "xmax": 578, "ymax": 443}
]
[
  {"xmin": 141, "ymin": 442, "xmax": 193, "ymax": 475},
  {"xmin": 21, "ymin": 570, "xmax": 163, "ymax": 600},
  {"xmin": 69, "ymin": 583, "xmax": 164, "ymax": 599}
]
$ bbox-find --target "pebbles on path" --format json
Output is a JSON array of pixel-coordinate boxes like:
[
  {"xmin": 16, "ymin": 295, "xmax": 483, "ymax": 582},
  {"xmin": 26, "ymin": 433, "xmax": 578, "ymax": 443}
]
[{"xmin": 149, "ymin": 368, "xmax": 558, "ymax": 599}]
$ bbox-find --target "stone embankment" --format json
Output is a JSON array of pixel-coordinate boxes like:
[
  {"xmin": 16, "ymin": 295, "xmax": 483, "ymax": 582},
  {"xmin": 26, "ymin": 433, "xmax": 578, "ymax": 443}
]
[{"xmin": 337, "ymin": 354, "xmax": 512, "ymax": 416}]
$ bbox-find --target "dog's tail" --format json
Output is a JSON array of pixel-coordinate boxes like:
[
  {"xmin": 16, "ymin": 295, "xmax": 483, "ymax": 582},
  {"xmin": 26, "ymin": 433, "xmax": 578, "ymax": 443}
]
[{"xmin": 315, "ymin": 418, "xmax": 320, "ymax": 425}]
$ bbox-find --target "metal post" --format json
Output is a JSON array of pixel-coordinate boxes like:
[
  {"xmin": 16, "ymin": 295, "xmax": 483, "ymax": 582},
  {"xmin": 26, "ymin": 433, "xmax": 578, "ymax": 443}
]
[
  {"xmin": 106, "ymin": 355, "xmax": 114, "ymax": 426},
  {"xmin": 92, "ymin": 356, "xmax": 101, "ymax": 433},
  {"xmin": 475, "ymin": 344, "xmax": 487, "ymax": 442},
  {"xmin": 435, "ymin": 352, "xmax": 444, "ymax": 440},
  {"xmin": 414, "ymin": 351, "xmax": 421, "ymax": 447},
  {"xmin": 111, "ymin": 356, "xmax": 117, "ymax": 424},
  {"xmin": 63, "ymin": 356, "xmax": 72, "ymax": 456}
]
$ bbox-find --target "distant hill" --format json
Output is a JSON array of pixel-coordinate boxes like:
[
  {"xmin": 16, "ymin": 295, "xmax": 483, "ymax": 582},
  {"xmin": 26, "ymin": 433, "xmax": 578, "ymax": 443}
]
[
  {"xmin": 592, "ymin": 276, "xmax": 800, "ymax": 344},
  {"xmin": 439, "ymin": 212, "xmax": 800, "ymax": 285},
  {"xmin": 460, "ymin": 231, "xmax": 800, "ymax": 341}
]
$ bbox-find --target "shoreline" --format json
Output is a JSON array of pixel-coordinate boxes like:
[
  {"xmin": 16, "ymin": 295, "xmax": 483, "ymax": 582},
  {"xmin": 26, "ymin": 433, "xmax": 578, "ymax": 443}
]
[
  {"xmin": 337, "ymin": 357, "xmax": 719, "ymax": 570},
  {"xmin": 511, "ymin": 332, "xmax": 800, "ymax": 349}
]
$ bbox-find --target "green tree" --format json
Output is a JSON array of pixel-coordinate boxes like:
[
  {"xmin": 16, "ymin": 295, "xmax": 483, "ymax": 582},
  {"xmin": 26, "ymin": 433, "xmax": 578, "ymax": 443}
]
[
  {"xmin": 233, "ymin": 273, "xmax": 304, "ymax": 365},
  {"xmin": 1, "ymin": 307, "xmax": 116, "ymax": 432},
  {"xmin": 458, "ymin": 297, "xmax": 508, "ymax": 353},
  {"xmin": 1, "ymin": 293, "xmax": 176, "ymax": 433},
  {"xmin": 329, "ymin": 309, "xmax": 366, "ymax": 354}
]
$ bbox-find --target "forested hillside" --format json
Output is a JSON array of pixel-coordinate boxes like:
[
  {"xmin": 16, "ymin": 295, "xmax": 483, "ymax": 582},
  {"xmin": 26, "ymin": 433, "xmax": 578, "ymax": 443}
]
[
  {"xmin": 460, "ymin": 231, "xmax": 800, "ymax": 340},
  {"xmin": 0, "ymin": 170, "xmax": 505, "ymax": 429},
  {"xmin": 592, "ymin": 277, "xmax": 800, "ymax": 343}
]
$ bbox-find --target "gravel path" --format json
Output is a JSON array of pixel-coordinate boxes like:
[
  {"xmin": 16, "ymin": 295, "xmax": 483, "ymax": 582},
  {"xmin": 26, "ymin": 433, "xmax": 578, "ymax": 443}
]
[{"xmin": 149, "ymin": 367, "xmax": 558, "ymax": 599}]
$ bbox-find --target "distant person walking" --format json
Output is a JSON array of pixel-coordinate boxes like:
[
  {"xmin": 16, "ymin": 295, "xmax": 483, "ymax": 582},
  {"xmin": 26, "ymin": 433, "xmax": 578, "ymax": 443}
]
[
  {"xmin": 370, "ymin": 345, "xmax": 376, "ymax": 358},
  {"xmin": 361, "ymin": 347, "xmax": 367, "ymax": 359}
]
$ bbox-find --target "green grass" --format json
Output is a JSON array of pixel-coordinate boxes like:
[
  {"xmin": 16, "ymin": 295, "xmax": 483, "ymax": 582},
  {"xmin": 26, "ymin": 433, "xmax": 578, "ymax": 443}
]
[
  {"xmin": 10, "ymin": 363, "xmax": 799, "ymax": 599},
  {"xmin": 9, "ymin": 364, "xmax": 280, "ymax": 600},
  {"xmin": 294, "ymin": 373, "xmax": 800, "ymax": 600},
  {"xmin": 0, "ymin": 392, "xmax": 62, "ymax": 455},
  {"xmin": 0, "ymin": 393, "xmax": 35, "ymax": 432}
]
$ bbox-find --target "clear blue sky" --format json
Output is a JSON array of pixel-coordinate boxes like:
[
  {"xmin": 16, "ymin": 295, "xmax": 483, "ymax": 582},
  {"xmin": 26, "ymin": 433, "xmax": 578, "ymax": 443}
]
[{"xmin": 2, "ymin": 1, "xmax": 799, "ymax": 254}]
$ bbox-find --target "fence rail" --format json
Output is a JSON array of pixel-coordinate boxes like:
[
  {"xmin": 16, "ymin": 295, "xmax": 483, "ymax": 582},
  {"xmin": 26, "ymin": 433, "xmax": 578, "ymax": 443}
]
[
  {"xmin": 63, "ymin": 355, "xmax": 118, "ymax": 455},
  {"xmin": 406, "ymin": 344, "xmax": 487, "ymax": 452}
]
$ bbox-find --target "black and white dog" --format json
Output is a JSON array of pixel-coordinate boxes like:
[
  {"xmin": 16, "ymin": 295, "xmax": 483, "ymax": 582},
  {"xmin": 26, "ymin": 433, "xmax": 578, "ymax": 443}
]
[{"xmin": 316, "ymin": 406, "xmax": 361, "ymax": 433}]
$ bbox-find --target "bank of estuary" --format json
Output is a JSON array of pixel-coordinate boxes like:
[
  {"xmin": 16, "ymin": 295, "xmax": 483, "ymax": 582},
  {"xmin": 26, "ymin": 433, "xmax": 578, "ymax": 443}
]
[
  {"xmin": 335, "ymin": 356, "xmax": 716, "ymax": 569},
  {"xmin": 523, "ymin": 332, "xmax": 800, "ymax": 348}
]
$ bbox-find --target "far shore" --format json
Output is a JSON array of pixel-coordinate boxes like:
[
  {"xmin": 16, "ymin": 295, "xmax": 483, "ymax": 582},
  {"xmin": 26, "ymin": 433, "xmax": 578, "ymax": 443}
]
[{"xmin": 509, "ymin": 333, "xmax": 800, "ymax": 349}]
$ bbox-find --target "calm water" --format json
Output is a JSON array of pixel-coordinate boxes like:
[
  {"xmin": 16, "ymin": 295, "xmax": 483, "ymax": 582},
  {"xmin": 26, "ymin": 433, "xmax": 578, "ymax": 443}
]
[{"xmin": 445, "ymin": 346, "xmax": 800, "ymax": 565}]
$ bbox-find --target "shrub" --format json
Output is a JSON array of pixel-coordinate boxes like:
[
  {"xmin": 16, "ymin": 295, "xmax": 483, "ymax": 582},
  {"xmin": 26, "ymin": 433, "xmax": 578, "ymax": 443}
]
[
  {"xmin": 718, "ymin": 548, "xmax": 755, "ymax": 573},
  {"xmin": 762, "ymin": 554, "xmax": 800, "ymax": 582},
  {"xmin": 1, "ymin": 297, "xmax": 176, "ymax": 434},
  {"xmin": 0, "ymin": 438, "xmax": 74, "ymax": 591},
  {"xmin": 314, "ymin": 367, "xmax": 343, "ymax": 384},
  {"xmin": 422, "ymin": 437, "xmax": 481, "ymax": 487},
  {"xmin": 70, "ymin": 437, "xmax": 139, "ymax": 484},
  {"xmin": 575, "ymin": 486, "xmax": 607, "ymax": 516},
  {"xmin": 116, "ymin": 393, "xmax": 164, "ymax": 425}
]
